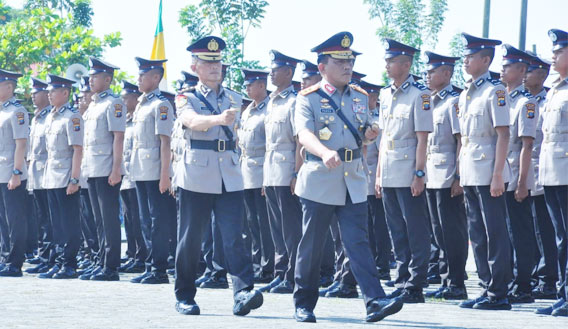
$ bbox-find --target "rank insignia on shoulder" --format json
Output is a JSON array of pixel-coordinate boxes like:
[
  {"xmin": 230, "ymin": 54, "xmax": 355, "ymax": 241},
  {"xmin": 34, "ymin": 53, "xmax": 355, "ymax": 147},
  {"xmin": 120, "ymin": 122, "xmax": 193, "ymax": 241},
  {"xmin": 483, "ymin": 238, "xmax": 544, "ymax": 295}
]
[
  {"xmin": 526, "ymin": 103, "xmax": 535, "ymax": 119},
  {"xmin": 488, "ymin": 78, "xmax": 502, "ymax": 86},
  {"xmin": 3, "ymin": 101, "xmax": 10, "ymax": 107},
  {"xmin": 72, "ymin": 118, "xmax": 81, "ymax": 131},
  {"xmin": 175, "ymin": 95, "xmax": 188, "ymax": 108},
  {"xmin": 16, "ymin": 112, "xmax": 25, "ymax": 125},
  {"xmin": 99, "ymin": 92, "xmax": 108, "ymax": 99},
  {"xmin": 412, "ymin": 82, "xmax": 428, "ymax": 91},
  {"xmin": 350, "ymin": 84, "xmax": 368, "ymax": 96},
  {"xmin": 496, "ymin": 90, "xmax": 506, "ymax": 107},
  {"xmin": 59, "ymin": 107, "xmax": 67, "ymax": 113},
  {"xmin": 299, "ymin": 84, "xmax": 320, "ymax": 96},
  {"xmin": 114, "ymin": 104, "xmax": 123, "ymax": 118},
  {"xmin": 421, "ymin": 94, "xmax": 431, "ymax": 111},
  {"xmin": 147, "ymin": 93, "xmax": 155, "ymax": 100},
  {"xmin": 159, "ymin": 106, "xmax": 168, "ymax": 120}
]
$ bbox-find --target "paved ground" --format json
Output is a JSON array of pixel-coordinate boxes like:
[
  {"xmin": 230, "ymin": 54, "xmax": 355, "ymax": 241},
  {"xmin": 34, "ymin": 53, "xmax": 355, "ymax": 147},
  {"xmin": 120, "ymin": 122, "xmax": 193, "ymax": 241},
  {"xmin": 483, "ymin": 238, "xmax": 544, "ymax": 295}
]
[{"xmin": 0, "ymin": 247, "xmax": 566, "ymax": 329}]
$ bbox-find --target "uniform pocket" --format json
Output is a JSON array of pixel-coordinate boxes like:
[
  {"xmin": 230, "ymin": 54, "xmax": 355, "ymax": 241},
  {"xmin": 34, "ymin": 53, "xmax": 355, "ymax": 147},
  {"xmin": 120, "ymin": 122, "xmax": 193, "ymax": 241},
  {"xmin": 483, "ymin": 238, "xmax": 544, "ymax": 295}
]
[
  {"xmin": 429, "ymin": 153, "xmax": 455, "ymax": 166},
  {"xmin": 185, "ymin": 151, "xmax": 208, "ymax": 167}
]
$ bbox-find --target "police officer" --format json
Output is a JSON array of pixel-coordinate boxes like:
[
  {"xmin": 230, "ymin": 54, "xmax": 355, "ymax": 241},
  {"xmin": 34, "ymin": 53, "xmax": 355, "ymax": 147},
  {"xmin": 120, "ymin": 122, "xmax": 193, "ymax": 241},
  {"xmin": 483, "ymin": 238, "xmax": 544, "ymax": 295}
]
[
  {"xmin": 24, "ymin": 78, "xmax": 54, "ymax": 275},
  {"xmin": 80, "ymin": 58, "xmax": 125, "ymax": 281},
  {"xmin": 537, "ymin": 28, "xmax": 568, "ymax": 317},
  {"xmin": 40, "ymin": 74, "xmax": 83, "ymax": 279},
  {"xmin": 118, "ymin": 81, "xmax": 146, "ymax": 274},
  {"xmin": 0, "ymin": 69, "xmax": 29, "ymax": 277},
  {"xmin": 239, "ymin": 68, "xmax": 274, "ymax": 284},
  {"xmin": 128, "ymin": 57, "xmax": 174, "ymax": 285},
  {"xmin": 293, "ymin": 31, "xmax": 402, "ymax": 323},
  {"xmin": 377, "ymin": 38, "xmax": 432, "ymax": 303},
  {"xmin": 422, "ymin": 51, "xmax": 468, "ymax": 300},
  {"xmin": 300, "ymin": 60, "xmax": 322, "ymax": 90},
  {"xmin": 525, "ymin": 55, "xmax": 558, "ymax": 300},
  {"xmin": 174, "ymin": 36, "xmax": 263, "ymax": 316},
  {"xmin": 457, "ymin": 33, "xmax": 513, "ymax": 310},
  {"xmin": 260, "ymin": 49, "xmax": 303, "ymax": 294},
  {"xmin": 500, "ymin": 45, "xmax": 539, "ymax": 303}
]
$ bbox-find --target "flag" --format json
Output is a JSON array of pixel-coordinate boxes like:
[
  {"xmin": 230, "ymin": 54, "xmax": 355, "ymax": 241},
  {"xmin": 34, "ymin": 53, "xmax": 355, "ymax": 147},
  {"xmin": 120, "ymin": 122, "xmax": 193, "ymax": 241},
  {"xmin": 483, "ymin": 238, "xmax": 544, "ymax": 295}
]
[{"xmin": 151, "ymin": 0, "xmax": 167, "ymax": 88}]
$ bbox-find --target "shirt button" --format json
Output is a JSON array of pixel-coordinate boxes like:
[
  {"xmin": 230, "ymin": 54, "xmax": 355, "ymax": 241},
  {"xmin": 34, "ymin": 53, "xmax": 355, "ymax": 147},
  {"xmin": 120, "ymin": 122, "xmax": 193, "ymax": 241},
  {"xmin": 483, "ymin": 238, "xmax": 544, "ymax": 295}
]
[
  {"xmin": 404, "ymin": 154, "xmax": 408, "ymax": 159},
  {"xmin": 145, "ymin": 154, "xmax": 150, "ymax": 159},
  {"xmin": 481, "ymin": 153, "xmax": 486, "ymax": 159},
  {"xmin": 467, "ymin": 96, "xmax": 471, "ymax": 100},
  {"xmin": 344, "ymin": 172, "xmax": 348, "ymax": 176},
  {"xmin": 219, "ymin": 158, "xmax": 223, "ymax": 162},
  {"xmin": 282, "ymin": 156, "xmax": 286, "ymax": 161},
  {"xmin": 341, "ymin": 102, "xmax": 345, "ymax": 106},
  {"xmin": 344, "ymin": 125, "xmax": 348, "ymax": 129},
  {"xmin": 393, "ymin": 97, "xmax": 397, "ymax": 101}
]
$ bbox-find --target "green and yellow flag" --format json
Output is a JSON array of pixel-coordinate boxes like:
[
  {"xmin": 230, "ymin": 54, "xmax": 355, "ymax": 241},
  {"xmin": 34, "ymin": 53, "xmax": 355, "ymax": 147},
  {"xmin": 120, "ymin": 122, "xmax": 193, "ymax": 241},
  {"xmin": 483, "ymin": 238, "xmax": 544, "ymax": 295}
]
[{"xmin": 151, "ymin": 0, "xmax": 167, "ymax": 81}]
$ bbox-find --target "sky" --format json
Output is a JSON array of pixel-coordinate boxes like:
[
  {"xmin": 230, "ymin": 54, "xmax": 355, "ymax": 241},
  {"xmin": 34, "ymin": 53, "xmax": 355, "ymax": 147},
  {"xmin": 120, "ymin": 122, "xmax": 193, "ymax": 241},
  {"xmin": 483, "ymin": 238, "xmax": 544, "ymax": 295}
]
[{"xmin": 4, "ymin": 0, "xmax": 567, "ymax": 88}]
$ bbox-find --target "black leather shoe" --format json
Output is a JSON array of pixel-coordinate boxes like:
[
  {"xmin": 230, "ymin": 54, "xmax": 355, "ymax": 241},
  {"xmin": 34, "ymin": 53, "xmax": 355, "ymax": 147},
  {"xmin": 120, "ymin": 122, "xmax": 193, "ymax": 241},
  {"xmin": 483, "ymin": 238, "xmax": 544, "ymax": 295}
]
[
  {"xmin": 121, "ymin": 255, "xmax": 130, "ymax": 263},
  {"xmin": 535, "ymin": 298, "xmax": 566, "ymax": 315},
  {"xmin": 427, "ymin": 274, "xmax": 441, "ymax": 285},
  {"xmin": 425, "ymin": 287, "xmax": 446, "ymax": 298},
  {"xmin": 459, "ymin": 296, "xmax": 487, "ymax": 309},
  {"xmin": 77, "ymin": 264, "xmax": 94, "ymax": 276},
  {"xmin": 26, "ymin": 257, "xmax": 42, "ymax": 265},
  {"xmin": 259, "ymin": 276, "xmax": 281, "ymax": 292},
  {"xmin": 200, "ymin": 276, "xmax": 228, "ymax": 289},
  {"xmin": 325, "ymin": 284, "xmax": 358, "ymax": 298},
  {"xmin": 124, "ymin": 261, "xmax": 145, "ymax": 274},
  {"xmin": 294, "ymin": 307, "xmax": 316, "ymax": 323},
  {"xmin": 53, "ymin": 267, "xmax": 78, "ymax": 279},
  {"xmin": 119, "ymin": 259, "xmax": 135, "ymax": 272},
  {"xmin": 85, "ymin": 267, "xmax": 103, "ymax": 280},
  {"xmin": 532, "ymin": 284, "xmax": 557, "ymax": 300},
  {"xmin": 131, "ymin": 271, "xmax": 152, "ymax": 283},
  {"xmin": 398, "ymin": 289, "xmax": 424, "ymax": 303},
  {"xmin": 551, "ymin": 302, "xmax": 568, "ymax": 317},
  {"xmin": 91, "ymin": 269, "xmax": 120, "ymax": 281},
  {"xmin": 473, "ymin": 297, "xmax": 512, "ymax": 310},
  {"xmin": 167, "ymin": 268, "xmax": 175, "ymax": 276},
  {"xmin": 0, "ymin": 263, "xmax": 5, "ymax": 271},
  {"xmin": 386, "ymin": 288, "xmax": 404, "ymax": 299},
  {"xmin": 270, "ymin": 280, "xmax": 294, "ymax": 294},
  {"xmin": 378, "ymin": 271, "xmax": 391, "ymax": 281},
  {"xmin": 78, "ymin": 266, "xmax": 98, "ymax": 279},
  {"xmin": 366, "ymin": 297, "xmax": 403, "ymax": 322},
  {"xmin": 233, "ymin": 290, "xmax": 263, "ymax": 316},
  {"xmin": 141, "ymin": 271, "xmax": 169, "ymax": 284},
  {"xmin": 385, "ymin": 280, "xmax": 395, "ymax": 287},
  {"xmin": 0, "ymin": 265, "xmax": 22, "ymax": 277},
  {"xmin": 254, "ymin": 272, "xmax": 274, "ymax": 284},
  {"xmin": 442, "ymin": 286, "xmax": 468, "ymax": 300},
  {"xmin": 176, "ymin": 301, "xmax": 200, "ymax": 315},
  {"xmin": 508, "ymin": 291, "xmax": 534, "ymax": 304},
  {"xmin": 194, "ymin": 273, "xmax": 210, "ymax": 286},
  {"xmin": 78, "ymin": 259, "xmax": 91, "ymax": 269},
  {"xmin": 38, "ymin": 265, "xmax": 61, "ymax": 279},
  {"xmin": 319, "ymin": 280, "xmax": 339, "ymax": 296},
  {"xmin": 319, "ymin": 275, "xmax": 334, "ymax": 288},
  {"xmin": 25, "ymin": 263, "xmax": 50, "ymax": 274}
]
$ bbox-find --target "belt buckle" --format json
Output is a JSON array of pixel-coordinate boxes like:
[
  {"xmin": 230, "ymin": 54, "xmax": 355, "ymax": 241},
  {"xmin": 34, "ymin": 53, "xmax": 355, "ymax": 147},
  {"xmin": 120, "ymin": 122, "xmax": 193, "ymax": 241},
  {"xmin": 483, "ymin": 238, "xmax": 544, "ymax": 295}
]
[
  {"xmin": 344, "ymin": 149, "xmax": 353, "ymax": 162},
  {"xmin": 387, "ymin": 140, "xmax": 395, "ymax": 150},
  {"xmin": 217, "ymin": 139, "xmax": 226, "ymax": 152}
]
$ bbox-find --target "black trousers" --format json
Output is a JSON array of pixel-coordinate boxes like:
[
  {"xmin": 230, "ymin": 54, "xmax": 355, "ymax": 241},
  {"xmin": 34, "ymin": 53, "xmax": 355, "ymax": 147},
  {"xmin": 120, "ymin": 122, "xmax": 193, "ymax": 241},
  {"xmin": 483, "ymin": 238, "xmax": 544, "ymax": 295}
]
[
  {"xmin": 265, "ymin": 186, "xmax": 302, "ymax": 282},
  {"xmin": 368, "ymin": 195, "xmax": 392, "ymax": 274},
  {"xmin": 121, "ymin": 188, "xmax": 147, "ymax": 263},
  {"xmin": 382, "ymin": 187, "xmax": 430, "ymax": 290},
  {"xmin": 88, "ymin": 177, "xmax": 121, "ymax": 271},
  {"xmin": 543, "ymin": 185, "xmax": 568, "ymax": 300},
  {"xmin": 33, "ymin": 189, "xmax": 52, "ymax": 263},
  {"xmin": 25, "ymin": 192, "xmax": 37, "ymax": 255},
  {"xmin": 175, "ymin": 187, "xmax": 253, "ymax": 303},
  {"xmin": 201, "ymin": 213, "xmax": 227, "ymax": 278},
  {"xmin": 0, "ymin": 182, "xmax": 28, "ymax": 268},
  {"xmin": 46, "ymin": 187, "xmax": 80, "ymax": 269},
  {"xmin": 426, "ymin": 188, "xmax": 468, "ymax": 288},
  {"xmin": 532, "ymin": 194, "xmax": 559, "ymax": 288},
  {"xmin": 244, "ymin": 188, "xmax": 274, "ymax": 276},
  {"xmin": 464, "ymin": 185, "xmax": 512, "ymax": 299}
]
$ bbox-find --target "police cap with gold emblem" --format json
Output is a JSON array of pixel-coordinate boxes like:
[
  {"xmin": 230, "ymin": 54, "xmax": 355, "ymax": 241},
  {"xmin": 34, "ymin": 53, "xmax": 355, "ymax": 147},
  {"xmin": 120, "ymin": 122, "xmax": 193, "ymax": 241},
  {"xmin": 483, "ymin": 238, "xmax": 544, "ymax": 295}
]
[
  {"xmin": 89, "ymin": 57, "xmax": 119, "ymax": 75},
  {"xmin": 383, "ymin": 38, "xmax": 419, "ymax": 59},
  {"xmin": 501, "ymin": 44, "xmax": 532, "ymax": 66},
  {"xmin": 242, "ymin": 68, "xmax": 269, "ymax": 86},
  {"xmin": 0, "ymin": 69, "xmax": 22, "ymax": 82},
  {"xmin": 46, "ymin": 74, "xmax": 75, "ymax": 91},
  {"xmin": 187, "ymin": 36, "xmax": 226, "ymax": 62},
  {"xmin": 269, "ymin": 50, "xmax": 300, "ymax": 69},
  {"xmin": 181, "ymin": 71, "xmax": 199, "ymax": 87},
  {"xmin": 424, "ymin": 51, "xmax": 460, "ymax": 70},
  {"xmin": 527, "ymin": 55, "xmax": 551, "ymax": 73},
  {"xmin": 31, "ymin": 77, "xmax": 48, "ymax": 94},
  {"xmin": 461, "ymin": 33, "xmax": 501, "ymax": 55},
  {"xmin": 135, "ymin": 57, "xmax": 167, "ymax": 74},
  {"xmin": 300, "ymin": 60, "xmax": 319, "ymax": 78},
  {"xmin": 548, "ymin": 29, "xmax": 568, "ymax": 51},
  {"xmin": 121, "ymin": 81, "xmax": 140, "ymax": 96},
  {"xmin": 312, "ymin": 31, "xmax": 358, "ymax": 62}
]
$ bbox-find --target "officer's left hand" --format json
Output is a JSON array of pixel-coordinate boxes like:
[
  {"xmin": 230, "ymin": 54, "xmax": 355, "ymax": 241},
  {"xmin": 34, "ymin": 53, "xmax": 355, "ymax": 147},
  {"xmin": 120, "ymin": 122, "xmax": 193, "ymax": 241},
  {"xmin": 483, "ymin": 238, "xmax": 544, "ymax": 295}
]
[
  {"xmin": 514, "ymin": 185, "xmax": 529, "ymax": 203},
  {"xmin": 450, "ymin": 179, "xmax": 463, "ymax": 197},
  {"xmin": 7, "ymin": 175, "xmax": 21, "ymax": 190},
  {"xmin": 159, "ymin": 177, "xmax": 171, "ymax": 194},
  {"xmin": 410, "ymin": 177, "xmax": 425, "ymax": 197},
  {"xmin": 290, "ymin": 177, "xmax": 297, "ymax": 195},
  {"xmin": 66, "ymin": 183, "xmax": 79, "ymax": 195},
  {"xmin": 108, "ymin": 170, "xmax": 122, "ymax": 186},
  {"xmin": 364, "ymin": 125, "xmax": 379, "ymax": 141}
]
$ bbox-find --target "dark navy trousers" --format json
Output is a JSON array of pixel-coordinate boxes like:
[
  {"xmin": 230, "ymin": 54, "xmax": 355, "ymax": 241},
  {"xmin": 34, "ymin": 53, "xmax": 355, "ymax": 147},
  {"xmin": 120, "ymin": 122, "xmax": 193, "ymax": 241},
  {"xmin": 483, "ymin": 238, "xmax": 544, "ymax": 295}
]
[
  {"xmin": 543, "ymin": 185, "xmax": 568, "ymax": 300},
  {"xmin": 46, "ymin": 187, "xmax": 80, "ymax": 269},
  {"xmin": 244, "ymin": 188, "xmax": 274, "ymax": 276},
  {"xmin": 0, "ymin": 182, "xmax": 28, "ymax": 268}
]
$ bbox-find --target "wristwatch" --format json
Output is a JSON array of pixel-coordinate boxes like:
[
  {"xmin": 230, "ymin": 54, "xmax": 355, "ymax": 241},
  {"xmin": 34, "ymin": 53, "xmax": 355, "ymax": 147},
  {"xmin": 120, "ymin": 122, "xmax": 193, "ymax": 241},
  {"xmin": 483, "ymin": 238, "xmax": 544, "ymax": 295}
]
[
  {"xmin": 12, "ymin": 169, "xmax": 23, "ymax": 175},
  {"xmin": 415, "ymin": 169, "xmax": 425, "ymax": 178},
  {"xmin": 69, "ymin": 177, "xmax": 80, "ymax": 185},
  {"xmin": 454, "ymin": 173, "xmax": 461, "ymax": 180}
]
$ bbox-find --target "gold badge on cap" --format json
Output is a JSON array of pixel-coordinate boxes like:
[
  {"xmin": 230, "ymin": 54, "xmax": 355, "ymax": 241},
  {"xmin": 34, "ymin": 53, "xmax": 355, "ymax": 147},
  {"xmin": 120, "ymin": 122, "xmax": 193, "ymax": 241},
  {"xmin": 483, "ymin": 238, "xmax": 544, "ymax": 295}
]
[
  {"xmin": 341, "ymin": 35, "xmax": 351, "ymax": 48},
  {"xmin": 319, "ymin": 127, "xmax": 332, "ymax": 141},
  {"xmin": 208, "ymin": 39, "xmax": 219, "ymax": 51}
]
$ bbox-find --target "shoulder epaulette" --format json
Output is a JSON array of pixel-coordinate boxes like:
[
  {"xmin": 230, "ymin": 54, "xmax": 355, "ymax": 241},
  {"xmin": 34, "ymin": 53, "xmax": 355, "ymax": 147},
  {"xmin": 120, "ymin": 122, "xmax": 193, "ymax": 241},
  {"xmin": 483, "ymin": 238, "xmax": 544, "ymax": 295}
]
[
  {"xmin": 449, "ymin": 90, "xmax": 460, "ymax": 97},
  {"xmin": 299, "ymin": 84, "xmax": 320, "ymax": 96},
  {"xmin": 70, "ymin": 107, "xmax": 79, "ymax": 113},
  {"xmin": 157, "ymin": 94, "xmax": 166, "ymax": 101},
  {"xmin": 350, "ymin": 84, "xmax": 368, "ymax": 96},
  {"xmin": 292, "ymin": 90, "xmax": 298, "ymax": 96},
  {"xmin": 412, "ymin": 82, "xmax": 428, "ymax": 91},
  {"xmin": 522, "ymin": 90, "xmax": 533, "ymax": 98},
  {"xmin": 487, "ymin": 78, "xmax": 502, "ymax": 86}
]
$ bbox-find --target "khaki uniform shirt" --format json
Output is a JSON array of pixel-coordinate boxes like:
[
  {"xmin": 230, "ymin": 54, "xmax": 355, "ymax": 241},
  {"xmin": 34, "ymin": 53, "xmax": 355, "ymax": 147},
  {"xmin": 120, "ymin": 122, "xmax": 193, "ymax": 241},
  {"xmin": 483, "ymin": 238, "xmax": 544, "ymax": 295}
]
[
  {"xmin": 120, "ymin": 114, "xmax": 135, "ymax": 190},
  {"xmin": 239, "ymin": 96, "xmax": 269, "ymax": 190},
  {"xmin": 531, "ymin": 89, "xmax": 547, "ymax": 196},
  {"xmin": 27, "ymin": 106, "xmax": 50, "ymax": 189}
]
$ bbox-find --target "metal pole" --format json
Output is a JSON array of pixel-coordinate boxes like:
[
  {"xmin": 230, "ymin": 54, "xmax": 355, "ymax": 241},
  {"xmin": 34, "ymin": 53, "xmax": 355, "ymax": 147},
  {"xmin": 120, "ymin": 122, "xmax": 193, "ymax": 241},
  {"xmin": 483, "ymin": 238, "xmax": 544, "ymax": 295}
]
[
  {"xmin": 483, "ymin": 0, "xmax": 491, "ymax": 37},
  {"xmin": 519, "ymin": 0, "xmax": 528, "ymax": 50}
]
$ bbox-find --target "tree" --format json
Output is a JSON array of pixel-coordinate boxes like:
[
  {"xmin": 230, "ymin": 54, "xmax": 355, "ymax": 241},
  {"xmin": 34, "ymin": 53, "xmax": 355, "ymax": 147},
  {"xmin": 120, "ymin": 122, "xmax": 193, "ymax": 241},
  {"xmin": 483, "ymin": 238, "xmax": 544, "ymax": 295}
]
[
  {"xmin": 364, "ymin": 0, "xmax": 449, "ymax": 83},
  {"xmin": 178, "ymin": 0, "xmax": 269, "ymax": 92},
  {"xmin": 448, "ymin": 32, "xmax": 466, "ymax": 88},
  {"xmin": 0, "ymin": 6, "xmax": 122, "ymax": 109},
  {"xmin": 24, "ymin": 0, "xmax": 93, "ymax": 27}
]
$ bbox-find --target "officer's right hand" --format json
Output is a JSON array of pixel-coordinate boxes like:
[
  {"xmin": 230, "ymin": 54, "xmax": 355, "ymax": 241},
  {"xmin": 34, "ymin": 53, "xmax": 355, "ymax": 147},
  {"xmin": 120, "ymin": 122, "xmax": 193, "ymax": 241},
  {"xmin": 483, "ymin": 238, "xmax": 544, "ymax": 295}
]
[
  {"xmin": 490, "ymin": 174, "xmax": 505, "ymax": 197},
  {"xmin": 321, "ymin": 149, "xmax": 341, "ymax": 169},
  {"xmin": 66, "ymin": 183, "xmax": 79, "ymax": 195},
  {"xmin": 218, "ymin": 108, "xmax": 238, "ymax": 126},
  {"xmin": 7, "ymin": 175, "xmax": 21, "ymax": 190},
  {"xmin": 374, "ymin": 181, "xmax": 382, "ymax": 199}
]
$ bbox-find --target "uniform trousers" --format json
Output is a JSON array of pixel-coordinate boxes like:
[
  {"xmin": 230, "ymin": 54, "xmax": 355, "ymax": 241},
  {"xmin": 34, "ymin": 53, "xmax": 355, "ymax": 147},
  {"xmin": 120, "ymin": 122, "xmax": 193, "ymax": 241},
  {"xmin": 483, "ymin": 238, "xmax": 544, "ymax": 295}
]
[
  {"xmin": 532, "ymin": 194, "xmax": 560, "ymax": 289},
  {"xmin": 0, "ymin": 182, "xmax": 28, "ymax": 268},
  {"xmin": 46, "ymin": 187, "xmax": 80, "ymax": 269},
  {"xmin": 244, "ymin": 188, "xmax": 274, "ymax": 276},
  {"xmin": 121, "ymin": 188, "xmax": 147, "ymax": 263},
  {"xmin": 543, "ymin": 185, "xmax": 568, "ymax": 300}
]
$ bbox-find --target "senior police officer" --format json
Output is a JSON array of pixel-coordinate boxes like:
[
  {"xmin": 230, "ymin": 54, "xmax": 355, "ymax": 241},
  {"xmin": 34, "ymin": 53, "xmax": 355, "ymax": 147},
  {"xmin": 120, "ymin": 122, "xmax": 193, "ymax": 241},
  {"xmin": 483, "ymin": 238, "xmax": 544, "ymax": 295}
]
[
  {"xmin": 376, "ymin": 39, "xmax": 433, "ymax": 303},
  {"xmin": 128, "ymin": 57, "xmax": 175, "ymax": 285},
  {"xmin": 537, "ymin": 28, "xmax": 568, "ymax": 317},
  {"xmin": 40, "ymin": 74, "xmax": 83, "ymax": 279},
  {"xmin": 81, "ymin": 58, "xmax": 125, "ymax": 281},
  {"xmin": 0, "ymin": 69, "xmax": 29, "ymax": 277},
  {"xmin": 423, "ymin": 51, "xmax": 469, "ymax": 300},
  {"xmin": 500, "ymin": 45, "xmax": 539, "ymax": 303},
  {"xmin": 239, "ymin": 68, "xmax": 274, "ymax": 283},
  {"xmin": 118, "ymin": 81, "xmax": 146, "ymax": 274},
  {"xmin": 260, "ymin": 50, "xmax": 303, "ymax": 294},
  {"xmin": 457, "ymin": 33, "xmax": 513, "ymax": 311},
  {"xmin": 174, "ymin": 36, "xmax": 263, "ymax": 317},
  {"xmin": 24, "ymin": 78, "xmax": 54, "ymax": 275},
  {"xmin": 293, "ymin": 31, "xmax": 403, "ymax": 323}
]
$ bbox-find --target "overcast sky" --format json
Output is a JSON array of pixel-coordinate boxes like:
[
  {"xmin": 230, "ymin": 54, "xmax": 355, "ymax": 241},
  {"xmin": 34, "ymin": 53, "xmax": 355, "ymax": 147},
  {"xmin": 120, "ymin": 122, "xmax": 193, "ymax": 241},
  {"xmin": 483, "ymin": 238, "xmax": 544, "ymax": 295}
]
[{"xmin": 5, "ymin": 0, "xmax": 566, "ymax": 88}]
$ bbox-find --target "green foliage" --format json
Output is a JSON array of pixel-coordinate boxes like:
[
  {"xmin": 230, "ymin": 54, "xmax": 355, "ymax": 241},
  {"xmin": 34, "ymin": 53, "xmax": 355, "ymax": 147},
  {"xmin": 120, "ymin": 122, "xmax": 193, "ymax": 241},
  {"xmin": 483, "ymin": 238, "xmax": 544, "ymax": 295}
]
[
  {"xmin": 178, "ymin": 0, "xmax": 269, "ymax": 92},
  {"xmin": 24, "ymin": 0, "xmax": 93, "ymax": 27},
  {"xmin": 364, "ymin": 0, "xmax": 449, "ymax": 83},
  {"xmin": 0, "ymin": 6, "xmax": 121, "ymax": 110},
  {"xmin": 449, "ymin": 32, "xmax": 466, "ymax": 87}
]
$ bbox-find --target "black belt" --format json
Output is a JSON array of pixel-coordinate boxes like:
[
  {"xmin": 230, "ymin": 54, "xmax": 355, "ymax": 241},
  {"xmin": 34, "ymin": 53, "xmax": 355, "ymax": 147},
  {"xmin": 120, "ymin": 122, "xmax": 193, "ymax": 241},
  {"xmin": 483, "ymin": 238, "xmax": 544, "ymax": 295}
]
[
  {"xmin": 190, "ymin": 139, "xmax": 236, "ymax": 152},
  {"xmin": 306, "ymin": 148, "xmax": 361, "ymax": 162}
]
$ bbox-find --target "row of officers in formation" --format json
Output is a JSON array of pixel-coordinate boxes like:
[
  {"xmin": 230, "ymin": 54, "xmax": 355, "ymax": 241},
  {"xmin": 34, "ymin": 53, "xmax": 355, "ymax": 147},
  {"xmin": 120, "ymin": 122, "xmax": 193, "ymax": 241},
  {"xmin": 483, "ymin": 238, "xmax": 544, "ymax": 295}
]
[{"xmin": 0, "ymin": 28, "xmax": 567, "ymax": 323}]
